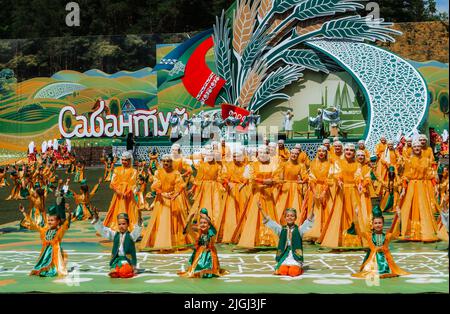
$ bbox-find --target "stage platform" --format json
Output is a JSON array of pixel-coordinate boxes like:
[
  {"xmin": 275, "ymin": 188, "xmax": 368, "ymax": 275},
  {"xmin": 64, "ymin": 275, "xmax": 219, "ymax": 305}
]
[{"xmin": 0, "ymin": 213, "xmax": 447, "ymax": 293}]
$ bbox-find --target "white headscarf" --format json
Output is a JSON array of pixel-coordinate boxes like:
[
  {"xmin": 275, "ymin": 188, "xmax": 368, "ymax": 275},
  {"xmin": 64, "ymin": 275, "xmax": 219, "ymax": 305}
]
[
  {"xmin": 28, "ymin": 141, "xmax": 35, "ymax": 154},
  {"xmin": 442, "ymin": 130, "xmax": 449, "ymax": 142},
  {"xmin": 66, "ymin": 139, "xmax": 72, "ymax": 152},
  {"xmin": 41, "ymin": 141, "xmax": 47, "ymax": 153},
  {"xmin": 53, "ymin": 139, "xmax": 58, "ymax": 150}
]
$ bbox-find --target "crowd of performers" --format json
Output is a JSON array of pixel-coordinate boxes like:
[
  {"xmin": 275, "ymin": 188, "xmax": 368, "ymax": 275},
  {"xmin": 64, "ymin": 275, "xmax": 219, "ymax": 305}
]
[{"xmin": 1, "ymin": 133, "xmax": 448, "ymax": 280}]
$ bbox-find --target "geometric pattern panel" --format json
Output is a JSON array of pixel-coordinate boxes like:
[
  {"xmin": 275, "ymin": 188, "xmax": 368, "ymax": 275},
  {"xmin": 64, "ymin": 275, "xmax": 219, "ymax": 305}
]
[
  {"xmin": 33, "ymin": 82, "xmax": 87, "ymax": 99},
  {"xmin": 307, "ymin": 39, "xmax": 429, "ymax": 154}
]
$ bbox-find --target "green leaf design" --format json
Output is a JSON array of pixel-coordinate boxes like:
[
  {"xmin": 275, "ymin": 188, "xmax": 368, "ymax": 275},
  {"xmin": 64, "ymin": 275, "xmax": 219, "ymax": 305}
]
[
  {"xmin": 213, "ymin": 10, "xmax": 233, "ymax": 103},
  {"xmin": 271, "ymin": 0, "xmax": 303, "ymax": 14},
  {"xmin": 320, "ymin": 15, "xmax": 402, "ymax": 42},
  {"xmin": 249, "ymin": 65, "xmax": 304, "ymax": 111},
  {"xmin": 279, "ymin": 49, "xmax": 329, "ymax": 73},
  {"xmin": 292, "ymin": 0, "xmax": 364, "ymax": 21}
]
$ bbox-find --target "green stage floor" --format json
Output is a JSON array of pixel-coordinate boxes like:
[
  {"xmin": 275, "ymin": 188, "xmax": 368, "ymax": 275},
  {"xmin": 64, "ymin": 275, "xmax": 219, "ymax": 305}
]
[
  {"xmin": 0, "ymin": 215, "xmax": 448, "ymax": 294},
  {"xmin": 0, "ymin": 168, "xmax": 448, "ymax": 293}
]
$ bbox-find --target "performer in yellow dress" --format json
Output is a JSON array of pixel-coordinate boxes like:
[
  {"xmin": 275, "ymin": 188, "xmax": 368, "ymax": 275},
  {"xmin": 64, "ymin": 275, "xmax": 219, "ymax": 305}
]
[
  {"xmin": 356, "ymin": 150, "xmax": 373, "ymax": 233},
  {"xmin": 274, "ymin": 148, "xmax": 308, "ymax": 225},
  {"xmin": 0, "ymin": 167, "xmax": 9, "ymax": 188},
  {"xmin": 217, "ymin": 149, "xmax": 250, "ymax": 243},
  {"xmin": 134, "ymin": 174, "xmax": 151, "ymax": 213},
  {"xmin": 102, "ymin": 154, "xmax": 116, "ymax": 182},
  {"xmin": 303, "ymin": 146, "xmax": 333, "ymax": 242},
  {"xmin": 319, "ymin": 143, "xmax": 365, "ymax": 249},
  {"xmin": 232, "ymin": 145, "xmax": 279, "ymax": 248},
  {"xmin": 377, "ymin": 140, "xmax": 400, "ymax": 183},
  {"xmin": 357, "ymin": 140, "xmax": 371, "ymax": 162},
  {"xmin": 6, "ymin": 170, "xmax": 22, "ymax": 200},
  {"xmin": 375, "ymin": 136, "xmax": 387, "ymax": 160},
  {"xmin": 73, "ymin": 161, "xmax": 85, "ymax": 183},
  {"xmin": 188, "ymin": 150, "xmax": 224, "ymax": 225},
  {"xmin": 293, "ymin": 144, "xmax": 310, "ymax": 168},
  {"xmin": 70, "ymin": 178, "xmax": 101, "ymax": 221},
  {"xmin": 419, "ymin": 134, "xmax": 435, "ymax": 164},
  {"xmin": 20, "ymin": 182, "xmax": 47, "ymax": 229},
  {"xmin": 139, "ymin": 154, "xmax": 192, "ymax": 251},
  {"xmin": 395, "ymin": 140, "xmax": 439, "ymax": 242},
  {"xmin": 103, "ymin": 151, "xmax": 139, "ymax": 232},
  {"xmin": 277, "ymin": 140, "xmax": 290, "ymax": 163}
]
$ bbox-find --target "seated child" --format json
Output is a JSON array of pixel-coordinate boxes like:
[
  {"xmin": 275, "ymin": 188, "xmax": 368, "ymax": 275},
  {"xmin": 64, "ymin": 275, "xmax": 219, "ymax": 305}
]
[
  {"xmin": 352, "ymin": 206, "xmax": 410, "ymax": 279},
  {"xmin": 178, "ymin": 208, "xmax": 227, "ymax": 278},
  {"xmin": 259, "ymin": 203, "xmax": 314, "ymax": 277},
  {"xmin": 93, "ymin": 211, "xmax": 143, "ymax": 278},
  {"xmin": 19, "ymin": 203, "xmax": 72, "ymax": 277}
]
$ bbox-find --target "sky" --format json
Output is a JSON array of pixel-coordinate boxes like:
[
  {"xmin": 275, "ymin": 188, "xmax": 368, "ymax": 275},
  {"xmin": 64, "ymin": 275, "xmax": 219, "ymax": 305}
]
[{"xmin": 436, "ymin": 0, "xmax": 449, "ymax": 13}]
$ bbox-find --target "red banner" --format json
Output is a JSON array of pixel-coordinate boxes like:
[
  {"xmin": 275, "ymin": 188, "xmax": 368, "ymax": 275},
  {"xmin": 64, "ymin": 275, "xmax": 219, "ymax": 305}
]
[
  {"xmin": 182, "ymin": 36, "xmax": 225, "ymax": 107},
  {"xmin": 221, "ymin": 103, "xmax": 250, "ymax": 132}
]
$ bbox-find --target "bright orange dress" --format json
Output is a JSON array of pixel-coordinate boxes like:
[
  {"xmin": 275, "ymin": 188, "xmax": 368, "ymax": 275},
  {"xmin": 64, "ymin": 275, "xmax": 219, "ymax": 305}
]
[
  {"xmin": 189, "ymin": 161, "xmax": 224, "ymax": 224},
  {"xmin": 319, "ymin": 159, "xmax": 365, "ymax": 249},
  {"xmin": 303, "ymin": 158, "xmax": 333, "ymax": 242},
  {"xmin": 217, "ymin": 161, "xmax": 250, "ymax": 243},
  {"xmin": 232, "ymin": 161, "xmax": 279, "ymax": 248},
  {"xmin": 103, "ymin": 166, "xmax": 139, "ymax": 231},
  {"xmin": 274, "ymin": 160, "xmax": 308, "ymax": 225},
  {"xmin": 139, "ymin": 168, "xmax": 192, "ymax": 250},
  {"xmin": 396, "ymin": 155, "xmax": 439, "ymax": 242}
]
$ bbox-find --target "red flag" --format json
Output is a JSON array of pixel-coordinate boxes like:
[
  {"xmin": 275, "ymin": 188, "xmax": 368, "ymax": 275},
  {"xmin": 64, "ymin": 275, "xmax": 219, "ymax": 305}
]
[{"xmin": 221, "ymin": 103, "xmax": 250, "ymax": 132}]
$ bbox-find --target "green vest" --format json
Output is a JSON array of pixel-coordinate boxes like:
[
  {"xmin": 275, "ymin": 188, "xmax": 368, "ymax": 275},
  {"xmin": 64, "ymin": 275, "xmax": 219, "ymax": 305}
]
[
  {"xmin": 110, "ymin": 232, "xmax": 137, "ymax": 267},
  {"xmin": 276, "ymin": 225, "xmax": 303, "ymax": 264}
]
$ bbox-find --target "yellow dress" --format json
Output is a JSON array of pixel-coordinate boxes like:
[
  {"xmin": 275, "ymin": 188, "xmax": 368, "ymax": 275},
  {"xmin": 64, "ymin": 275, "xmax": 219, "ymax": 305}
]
[
  {"xmin": 217, "ymin": 161, "xmax": 250, "ymax": 243},
  {"xmin": 71, "ymin": 183, "xmax": 100, "ymax": 221},
  {"xmin": 396, "ymin": 155, "xmax": 439, "ymax": 242},
  {"xmin": 377, "ymin": 149, "xmax": 399, "ymax": 182},
  {"xmin": 359, "ymin": 163, "xmax": 373, "ymax": 233},
  {"xmin": 328, "ymin": 153, "xmax": 344, "ymax": 201},
  {"xmin": 277, "ymin": 147, "xmax": 290, "ymax": 163},
  {"xmin": 319, "ymin": 159, "xmax": 365, "ymax": 249},
  {"xmin": 274, "ymin": 160, "xmax": 308, "ymax": 225},
  {"xmin": 139, "ymin": 168, "xmax": 192, "ymax": 250},
  {"xmin": 135, "ymin": 182, "xmax": 150, "ymax": 211},
  {"xmin": 189, "ymin": 161, "xmax": 224, "ymax": 224},
  {"xmin": 375, "ymin": 142, "xmax": 387, "ymax": 159},
  {"xmin": 6, "ymin": 175, "xmax": 22, "ymax": 200},
  {"xmin": 20, "ymin": 189, "xmax": 47, "ymax": 229},
  {"xmin": 0, "ymin": 172, "xmax": 8, "ymax": 188},
  {"xmin": 103, "ymin": 166, "xmax": 139, "ymax": 231},
  {"xmin": 232, "ymin": 161, "xmax": 278, "ymax": 248},
  {"xmin": 103, "ymin": 161, "xmax": 114, "ymax": 182},
  {"xmin": 303, "ymin": 158, "xmax": 333, "ymax": 242}
]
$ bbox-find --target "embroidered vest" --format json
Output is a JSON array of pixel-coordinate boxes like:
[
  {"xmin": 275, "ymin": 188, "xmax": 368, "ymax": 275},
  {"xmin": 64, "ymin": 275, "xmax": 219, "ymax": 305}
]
[
  {"xmin": 110, "ymin": 232, "xmax": 137, "ymax": 266},
  {"xmin": 276, "ymin": 225, "xmax": 303, "ymax": 263}
]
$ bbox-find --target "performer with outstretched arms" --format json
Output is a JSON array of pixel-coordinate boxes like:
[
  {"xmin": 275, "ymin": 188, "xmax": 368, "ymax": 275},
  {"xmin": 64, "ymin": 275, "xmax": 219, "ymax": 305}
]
[{"xmin": 260, "ymin": 203, "xmax": 314, "ymax": 277}]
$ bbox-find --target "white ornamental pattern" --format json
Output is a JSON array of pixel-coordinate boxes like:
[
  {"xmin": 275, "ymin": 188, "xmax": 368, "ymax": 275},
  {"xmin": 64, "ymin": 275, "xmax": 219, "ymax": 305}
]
[
  {"xmin": 33, "ymin": 82, "xmax": 87, "ymax": 99},
  {"xmin": 306, "ymin": 39, "xmax": 428, "ymax": 153}
]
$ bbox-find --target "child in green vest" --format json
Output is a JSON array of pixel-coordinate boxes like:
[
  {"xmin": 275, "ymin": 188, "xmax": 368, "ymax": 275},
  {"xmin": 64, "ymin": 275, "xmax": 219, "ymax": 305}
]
[
  {"xmin": 352, "ymin": 206, "xmax": 410, "ymax": 279},
  {"xmin": 19, "ymin": 202, "xmax": 72, "ymax": 277},
  {"xmin": 93, "ymin": 211, "xmax": 143, "ymax": 278},
  {"xmin": 259, "ymin": 202, "xmax": 314, "ymax": 277},
  {"xmin": 179, "ymin": 208, "xmax": 227, "ymax": 278}
]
